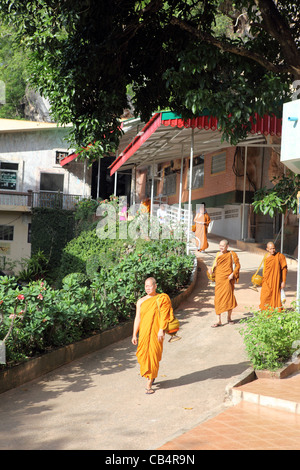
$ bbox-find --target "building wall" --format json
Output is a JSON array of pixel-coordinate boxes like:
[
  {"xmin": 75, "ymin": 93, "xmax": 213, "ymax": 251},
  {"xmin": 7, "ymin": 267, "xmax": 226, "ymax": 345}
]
[
  {"xmin": 0, "ymin": 129, "xmax": 91, "ymax": 196},
  {"xmin": 0, "ymin": 126, "xmax": 92, "ymax": 273},
  {"xmin": 0, "ymin": 211, "xmax": 31, "ymax": 272},
  {"xmin": 136, "ymin": 146, "xmax": 240, "ymax": 207},
  {"xmin": 134, "ymin": 143, "xmax": 282, "ymax": 243}
]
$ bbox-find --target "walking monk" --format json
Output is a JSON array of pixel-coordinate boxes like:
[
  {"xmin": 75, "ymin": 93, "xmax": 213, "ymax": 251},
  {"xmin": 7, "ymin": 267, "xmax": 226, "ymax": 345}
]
[
  {"xmin": 208, "ymin": 239, "xmax": 240, "ymax": 327},
  {"xmin": 131, "ymin": 277, "xmax": 174, "ymax": 394},
  {"xmin": 259, "ymin": 241, "xmax": 287, "ymax": 311},
  {"xmin": 194, "ymin": 203, "xmax": 211, "ymax": 252}
]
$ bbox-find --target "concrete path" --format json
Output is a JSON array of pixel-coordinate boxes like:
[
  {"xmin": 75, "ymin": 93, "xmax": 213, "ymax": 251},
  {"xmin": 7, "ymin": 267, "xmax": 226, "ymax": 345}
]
[{"xmin": 0, "ymin": 239, "xmax": 297, "ymax": 450}]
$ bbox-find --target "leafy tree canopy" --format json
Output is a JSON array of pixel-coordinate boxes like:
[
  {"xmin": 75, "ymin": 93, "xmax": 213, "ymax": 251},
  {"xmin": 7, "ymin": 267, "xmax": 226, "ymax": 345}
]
[
  {"xmin": 253, "ymin": 172, "xmax": 300, "ymax": 217},
  {"xmin": 0, "ymin": 0, "xmax": 299, "ymax": 159}
]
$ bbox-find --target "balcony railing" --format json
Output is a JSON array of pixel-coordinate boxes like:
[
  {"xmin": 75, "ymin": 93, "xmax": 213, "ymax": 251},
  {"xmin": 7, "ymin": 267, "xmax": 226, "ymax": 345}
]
[{"xmin": 0, "ymin": 190, "xmax": 83, "ymax": 211}]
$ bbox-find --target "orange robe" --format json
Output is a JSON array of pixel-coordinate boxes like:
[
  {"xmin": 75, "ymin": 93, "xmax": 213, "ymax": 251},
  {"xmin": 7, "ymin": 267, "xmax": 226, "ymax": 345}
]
[
  {"xmin": 260, "ymin": 252, "xmax": 287, "ymax": 311},
  {"xmin": 213, "ymin": 251, "xmax": 240, "ymax": 315},
  {"xmin": 194, "ymin": 212, "xmax": 211, "ymax": 251},
  {"xmin": 136, "ymin": 293, "xmax": 173, "ymax": 380},
  {"xmin": 141, "ymin": 198, "xmax": 151, "ymax": 213}
]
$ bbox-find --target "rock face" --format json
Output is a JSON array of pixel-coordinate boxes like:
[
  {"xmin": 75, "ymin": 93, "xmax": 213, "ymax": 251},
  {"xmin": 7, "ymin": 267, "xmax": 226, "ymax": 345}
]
[
  {"xmin": 22, "ymin": 89, "xmax": 135, "ymax": 123},
  {"xmin": 22, "ymin": 87, "xmax": 53, "ymax": 122}
]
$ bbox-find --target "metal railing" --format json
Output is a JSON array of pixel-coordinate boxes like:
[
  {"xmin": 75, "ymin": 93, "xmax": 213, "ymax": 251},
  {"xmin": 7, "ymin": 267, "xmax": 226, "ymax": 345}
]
[{"xmin": 0, "ymin": 190, "xmax": 83, "ymax": 211}]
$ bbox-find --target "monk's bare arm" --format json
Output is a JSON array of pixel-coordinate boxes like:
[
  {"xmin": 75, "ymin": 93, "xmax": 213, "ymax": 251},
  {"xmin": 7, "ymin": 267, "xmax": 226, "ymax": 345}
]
[
  {"xmin": 132, "ymin": 298, "xmax": 142, "ymax": 345},
  {"xmin": 281, "ymin": 266, "xmax": 287, "ymax": 289},
  {"xmin": 280, "ymin": 255, "xmax": 287, "ymax": 289},
  {"xmin": 231, "ymin": 252, "xmax": 240, "ymax": 281}
]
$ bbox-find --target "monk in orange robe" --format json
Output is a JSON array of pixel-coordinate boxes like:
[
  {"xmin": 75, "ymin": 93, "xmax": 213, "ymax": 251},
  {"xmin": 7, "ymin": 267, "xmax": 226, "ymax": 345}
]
[
  {"xmin": 194, "ymin": 203, "xmax": 211, "ymax": 251},
  {"xmin": 259, "ymin": 241, "xmax": 287, "ymax": 311},
  {"xmin": 140, "ymin": 198, "xmax": 151, "ymax": 213},
  {"xmin": 132, "ymin": 277, "xmax": 174, "ymax": 394},
  {"xmin": 208, "ymin": 239, "xmax": 240, "ymax": 327}
]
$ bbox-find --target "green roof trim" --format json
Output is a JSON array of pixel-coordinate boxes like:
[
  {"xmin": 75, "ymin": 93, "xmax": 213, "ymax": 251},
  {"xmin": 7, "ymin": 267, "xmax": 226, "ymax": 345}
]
[
  {"xmin": 161, "ymin": 109, "xmax": 211, "ymax": 121},
  {"xmin": 161, "ymin": 112, "xmax": 182, "ymax": 120}
]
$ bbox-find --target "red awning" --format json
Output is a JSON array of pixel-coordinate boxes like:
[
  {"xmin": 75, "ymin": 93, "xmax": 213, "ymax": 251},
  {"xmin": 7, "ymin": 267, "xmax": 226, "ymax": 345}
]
[
  {"xmin": 60, "ymin": 123, "xmax": 124, "ymax": 167},
  {"xmin": 60, "ymin": 152, "xmax": 78, "ymax": 166},
  {"xmin": 109, "ymin": 112, "xmax": 282, "ymax": 175},
  {"xmin": 161, "ymin": 115, "xmax": 219, "ymax": 131},
  {"xmin": 108, "ymin": 113, "xmax": 162, "ymax": 175},
  {"xmin": 249, "ymin": 113, "xmax": 282, "ymax": 136},
  {"xmin": 161, "ymin": 113, "xmax": 282, "ymax": 135}
]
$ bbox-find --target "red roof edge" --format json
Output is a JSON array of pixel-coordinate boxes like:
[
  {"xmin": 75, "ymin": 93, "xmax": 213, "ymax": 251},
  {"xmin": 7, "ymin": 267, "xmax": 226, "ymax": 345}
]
[
  {"xmin": 162, "ymin": 113, "xmax": 282, "ymax": 136},
  {"xmin": 60, "ymin": 152, "xmax": 78, "ymax": 166},
  {"xmin": 109, "ymin": 113, "xmax": 162, "ymax": 176}
]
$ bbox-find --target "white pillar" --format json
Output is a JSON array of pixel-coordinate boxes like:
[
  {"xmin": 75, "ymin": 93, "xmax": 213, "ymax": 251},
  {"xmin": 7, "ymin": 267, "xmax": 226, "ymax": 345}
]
[
  {"xmin": 114, "ymin": 171, "xmax": 117, "ymax": 196},
  {"xmin": 281, "ymin": 166, "xmax": 286, "ymax": 253},
  {"xmin": 178, "ymin": 145, "xmax": 184, "ymax": 222},
  {"xmin": 83, "ymin": 159, "xmax": 87, "ymax": 197},
  {"xmin": 187, "ymin": 129, "xmax": 194, "ymax": 254},
  {"xmin": 97, "ymin": 159, "xmax": 101, "ymax": 198},
  {"xmin": 150, "ymin": 163, "xmax": 154, "ymax": 220},
  {"xmin": 131, "ymin": 165, "xmax": 136, "ymax": 206},
  {"xmin": 241, "ymin": 146, "xmax": 248, "ymax": 240}
]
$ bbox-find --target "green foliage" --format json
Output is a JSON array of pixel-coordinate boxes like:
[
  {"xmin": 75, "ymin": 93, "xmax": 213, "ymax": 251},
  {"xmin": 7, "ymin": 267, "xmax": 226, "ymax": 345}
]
[
  {"xmin": 240, "ymin": 305, "xmax": 300, "ymax": 370},
  {"xmin": 31, "ymin": 208, "xmax": 75, "ymax": 281},
  {"xmin": 0, "ymin": 237, "xmax": 194, "ymax": 367},
  {"xmin": 0, "ymin": 277, "xmax": 101, "ymax": 364},
  {"xmin": 73, "ymin": 197, "xmax": 100, "ymax": 235},
  {"xmin": 252, "ymin": 173, "xmax": 300, "ymax": 217},
  {"xmin": 0, "ymin": 1, "xmax": 295, "ymax": 156},
  {"xmin": 17, "ymin": 249, "xmax": 49, "ymax": 283}
]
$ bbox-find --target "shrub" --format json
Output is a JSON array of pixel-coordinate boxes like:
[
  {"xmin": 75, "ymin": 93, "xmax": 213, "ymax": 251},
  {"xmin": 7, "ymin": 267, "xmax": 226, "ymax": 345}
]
[
  {"xmin": 239, "ymin": 305, "xmax": 300, "ymax": 370},
  {"xmin": 0, "ymin": 238, "xmax": 195, "ymax": 367}
]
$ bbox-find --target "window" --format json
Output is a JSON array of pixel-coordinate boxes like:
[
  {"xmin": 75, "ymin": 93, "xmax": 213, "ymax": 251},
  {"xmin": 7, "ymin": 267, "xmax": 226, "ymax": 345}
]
[
  {"xmin": 163, "ymin": 173, "xmax": 177, "ymax": 196},
  {"xmin": 187, "ymin": 155, "xmax": 204, "ymax": 189},
  {"xmin": 0, "ymin": 225, "xmax": 14, "ymax": 241},
  {"xmin": 55, "ymin": 151, "xmax": 68, "ymax": 165},
  {"xmin": 40, "ymin": 173, "xmax": 64, "ymax": 192},
  {"xmin": 145, "ymin": 179, "xmax": 158, "ymax": 198},
  {"xmin": 28, "ymin": 223, "xmax": 31, "ymax": 244},
  {"xmin": 0, "ymin": 162, "xmax": 18, "ymax": 190},
  {"xmin": 211, "ymin": 152, "xmax": 226, "ymax": 174}
]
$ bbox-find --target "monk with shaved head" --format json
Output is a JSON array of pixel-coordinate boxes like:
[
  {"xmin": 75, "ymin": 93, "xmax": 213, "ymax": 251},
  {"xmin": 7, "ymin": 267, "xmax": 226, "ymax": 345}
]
[
  {"xmin": 259, "ymin": 241, "xmax": 287, "ymax": 311},
  {"xmin": 132, "ymin": 277, "xmax": 174, "ymax": 394},
  {"xmin": 208, "ymin": 239, "xmax": 240, "ymax": 327}
]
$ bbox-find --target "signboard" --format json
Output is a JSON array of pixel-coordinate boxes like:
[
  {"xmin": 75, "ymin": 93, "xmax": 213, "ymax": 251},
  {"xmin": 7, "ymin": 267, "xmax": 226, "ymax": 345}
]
[
  {"xmin": 280, "ymin": 99, "xmax": 300, "ymax": 173},
  {"xmin": 0, "ymin": 170, "xmax": 17, "ymax": 190},
  {"xmin": 0, "ymin": 341, "xmax": 5, "ymax": 365}
]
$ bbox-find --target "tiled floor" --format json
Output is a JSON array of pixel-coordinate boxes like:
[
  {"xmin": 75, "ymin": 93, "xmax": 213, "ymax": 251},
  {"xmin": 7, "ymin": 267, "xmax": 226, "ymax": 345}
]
[
  {"xmin": 236, "ymin": 371, "xmax": 300, "ymax": 405},
  {"xmin": 158, "ymin": 372, "xmax": 300, "ymax": 450},
  {"xmin": 158, "ymin": 402, "xmax": 300, "ymax": 450}
]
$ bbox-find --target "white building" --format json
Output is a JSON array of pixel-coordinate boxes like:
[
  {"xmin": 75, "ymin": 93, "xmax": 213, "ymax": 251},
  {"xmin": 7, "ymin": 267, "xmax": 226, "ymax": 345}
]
[{"xmin": 0, "ymin": 119, "xmax": 91, "ymax": 272}]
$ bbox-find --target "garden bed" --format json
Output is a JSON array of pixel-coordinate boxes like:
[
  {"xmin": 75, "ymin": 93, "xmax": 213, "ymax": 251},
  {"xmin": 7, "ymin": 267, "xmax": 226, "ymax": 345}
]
[
  {"xmin": 0, "ymin": 256, "xmax": 198, "ymax": 394},
  {"xmin": 255, "ymin": 355, "xmax": 300, "ymax": 379}
]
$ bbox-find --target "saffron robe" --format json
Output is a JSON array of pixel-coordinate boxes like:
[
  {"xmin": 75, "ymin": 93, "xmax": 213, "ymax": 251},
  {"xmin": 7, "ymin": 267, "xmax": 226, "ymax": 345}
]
[
  {"xmin": 259, "ymin": 252, "xmax": 287, "ymax": 310},
  {"xmin": 136, "ymin": 293, "xmax": 173, "ymax": 380},
  {"xmin": 213, "ymin": 251, "xmax": 240, "ymax": 315},
  {"xmin": 194, "ymin": 212, "xmax": 211, "ymax": 251}
]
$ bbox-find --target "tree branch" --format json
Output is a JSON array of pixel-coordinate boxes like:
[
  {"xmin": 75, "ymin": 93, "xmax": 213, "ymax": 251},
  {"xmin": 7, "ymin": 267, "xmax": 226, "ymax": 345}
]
[
  {"xmin": 254, "ymin": 0, "xmax": 300, "ymax": 74},
  {"xmin": 170, "ymin": 16, "xmax": 293, "ymax": 76}
]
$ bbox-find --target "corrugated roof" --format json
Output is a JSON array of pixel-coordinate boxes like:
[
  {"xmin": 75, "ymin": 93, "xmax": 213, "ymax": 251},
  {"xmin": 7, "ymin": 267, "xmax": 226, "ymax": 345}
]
[{"xmin": 109, "ymin": 112, "xmax": 282, "ymax": 175}]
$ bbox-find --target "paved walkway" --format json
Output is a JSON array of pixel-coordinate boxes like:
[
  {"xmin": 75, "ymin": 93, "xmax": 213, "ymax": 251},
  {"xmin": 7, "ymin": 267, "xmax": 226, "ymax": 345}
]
[{"xmin": 0, "ymin": 238, "xmax": 299, "ymax": 450}]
